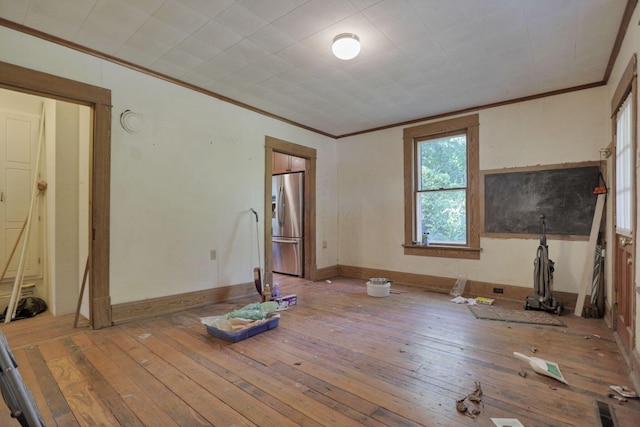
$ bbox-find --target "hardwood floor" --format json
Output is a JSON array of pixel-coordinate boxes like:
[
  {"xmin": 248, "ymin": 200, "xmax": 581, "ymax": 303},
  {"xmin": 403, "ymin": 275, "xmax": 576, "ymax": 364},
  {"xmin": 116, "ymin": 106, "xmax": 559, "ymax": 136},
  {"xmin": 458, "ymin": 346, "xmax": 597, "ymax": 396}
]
[{"xmin": 1, "ymin": 276, "xmax": 639, "ymax": 426}]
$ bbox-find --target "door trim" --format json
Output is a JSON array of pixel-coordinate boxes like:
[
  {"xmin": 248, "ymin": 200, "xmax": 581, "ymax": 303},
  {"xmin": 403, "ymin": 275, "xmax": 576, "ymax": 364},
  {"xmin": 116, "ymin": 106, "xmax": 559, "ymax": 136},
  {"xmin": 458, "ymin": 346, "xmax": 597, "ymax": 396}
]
[
  {"xmin": 0, "ymin": 61, "xmax": 112, "ymax": 329},
  {"xmin": 264, "ymin": 136, "xmax": 317, "ymax": 286}
]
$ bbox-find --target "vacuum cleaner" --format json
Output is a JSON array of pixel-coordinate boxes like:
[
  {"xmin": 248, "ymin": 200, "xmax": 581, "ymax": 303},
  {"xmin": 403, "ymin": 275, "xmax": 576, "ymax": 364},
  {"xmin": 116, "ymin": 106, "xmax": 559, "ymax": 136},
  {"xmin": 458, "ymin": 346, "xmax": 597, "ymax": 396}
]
[{"xmin": 525, "ymin": 215, "xmax": 563, "ymax": 315}]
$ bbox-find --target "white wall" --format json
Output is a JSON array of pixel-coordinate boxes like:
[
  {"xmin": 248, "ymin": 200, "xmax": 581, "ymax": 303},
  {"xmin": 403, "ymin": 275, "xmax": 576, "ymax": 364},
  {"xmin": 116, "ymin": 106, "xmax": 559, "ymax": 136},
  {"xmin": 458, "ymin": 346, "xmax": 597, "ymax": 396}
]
[
  {"xmin": 338, "ymin": 87, "xmax": 609, "ymax": 295},
  {"xmin": 0, "ymin": 26, "xmax": 339, "ymax": 305}
]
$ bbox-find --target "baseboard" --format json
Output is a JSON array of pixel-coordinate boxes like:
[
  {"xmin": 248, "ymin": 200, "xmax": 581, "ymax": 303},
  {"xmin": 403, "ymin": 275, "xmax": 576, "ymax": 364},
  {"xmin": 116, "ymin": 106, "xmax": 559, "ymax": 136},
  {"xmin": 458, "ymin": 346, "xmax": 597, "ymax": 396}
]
[
  {"xmin": 111, "ymin": 282, "xmax": 256, "ymax": 325},
  {"xmin": 630, "ymin": 349, "xmax": 640, "ymax": 393},
  {"xmin": 316, "ymin": 265, "xmax": 338, "ymax": 280},
  {"xmin": 336, "ymin": 264, "xmax": 578, "ymax": 310},
  {"xmin": 603, "ymin": 301, "xmax": 614, "ymax": 329}
]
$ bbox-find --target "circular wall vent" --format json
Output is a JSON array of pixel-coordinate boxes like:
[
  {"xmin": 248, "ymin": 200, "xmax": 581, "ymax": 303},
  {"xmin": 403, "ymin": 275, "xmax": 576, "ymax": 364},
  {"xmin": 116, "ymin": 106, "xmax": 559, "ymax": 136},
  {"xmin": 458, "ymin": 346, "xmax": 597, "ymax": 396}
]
[{"xmin": 120, "ymin": 110, "xmax": 144, "ymax": 134}]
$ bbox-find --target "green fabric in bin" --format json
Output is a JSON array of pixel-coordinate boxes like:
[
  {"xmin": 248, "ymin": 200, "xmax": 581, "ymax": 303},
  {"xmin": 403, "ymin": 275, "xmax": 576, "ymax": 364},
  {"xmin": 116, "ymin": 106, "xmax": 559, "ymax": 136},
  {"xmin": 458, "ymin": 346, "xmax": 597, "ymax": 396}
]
[{"xmin": 226, "ymin": 301, "xmax": 279, "ymax": 320}]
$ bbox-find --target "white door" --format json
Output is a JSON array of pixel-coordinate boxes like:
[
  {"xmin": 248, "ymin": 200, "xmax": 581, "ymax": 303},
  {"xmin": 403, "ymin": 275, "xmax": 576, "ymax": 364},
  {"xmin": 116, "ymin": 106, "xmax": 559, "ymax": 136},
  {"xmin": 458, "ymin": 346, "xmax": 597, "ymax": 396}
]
[{"xmin": 0, "ymin": 110, "xmax": 42, "ymax": 280}]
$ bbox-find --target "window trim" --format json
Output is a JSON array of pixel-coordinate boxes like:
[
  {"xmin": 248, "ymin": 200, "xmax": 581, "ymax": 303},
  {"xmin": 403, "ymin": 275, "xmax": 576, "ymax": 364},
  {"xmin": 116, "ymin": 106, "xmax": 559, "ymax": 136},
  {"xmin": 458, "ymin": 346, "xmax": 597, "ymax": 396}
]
[{"xmin": 403, "ymin": 114, "xmax": 480, "ymax": 259}]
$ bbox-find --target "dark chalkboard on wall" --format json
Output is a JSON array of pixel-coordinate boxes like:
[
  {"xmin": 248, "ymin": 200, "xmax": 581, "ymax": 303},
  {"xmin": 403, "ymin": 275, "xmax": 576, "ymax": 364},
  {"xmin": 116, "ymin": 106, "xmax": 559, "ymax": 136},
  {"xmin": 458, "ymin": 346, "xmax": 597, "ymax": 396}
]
[{"xmin": 482, "ymin": 163, "xmax": 600, "ymax": 237}]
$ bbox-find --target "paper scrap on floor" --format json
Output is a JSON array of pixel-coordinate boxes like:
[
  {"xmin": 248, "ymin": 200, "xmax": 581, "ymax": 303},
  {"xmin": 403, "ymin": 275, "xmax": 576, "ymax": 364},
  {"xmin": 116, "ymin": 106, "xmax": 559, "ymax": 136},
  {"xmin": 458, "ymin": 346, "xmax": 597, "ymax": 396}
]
[
  {"xmin": 491, "ymin": 418, "xmax": 525, "ymax": 427},
  {"xmin": 451, "ymin": 296, "xmax": 476, "ymax": 305}
]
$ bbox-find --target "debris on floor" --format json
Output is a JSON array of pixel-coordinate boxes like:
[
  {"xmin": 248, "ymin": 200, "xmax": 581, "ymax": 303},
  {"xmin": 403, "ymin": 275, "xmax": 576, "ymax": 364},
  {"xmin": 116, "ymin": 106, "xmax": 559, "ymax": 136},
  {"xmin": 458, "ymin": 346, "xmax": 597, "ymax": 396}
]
[
  {"xmin": 583, "ymin": 334, "xmax": 602, "ymax": 340},
  {"xmin": 455, "ymin": 398, "xmax": 469, "ymax": 415},
  {"xmin": 609, "ymin": 385, "xmax": 638, "ymax": 399},
  {"xmin": 491, "ymin": 418, "xmax": 525, "ymax": 427},
  {"xmin": 467, "ymin": 381, "xmax": 483, "ymax": 403},
  {"xmin": 608, "ymin": 393, "xmax": 627, "ymax": 403},
  {"xmin": 514, "ymin": 351, "xmax": 568, "ymax": 384},
  {"xmin": 455, "ymin": 381, "xmax": 483, "ymax": 419},
  {"xmin": 475, "ymin": 297, "xmax": 495, "ymax": 305},
  {"xmin": 449, "ymin": 275, "xmax": 467, "ymax": 296},
  {"xmin": 450, "ymin": 296, "xmax": 476, "ymax": 305}
]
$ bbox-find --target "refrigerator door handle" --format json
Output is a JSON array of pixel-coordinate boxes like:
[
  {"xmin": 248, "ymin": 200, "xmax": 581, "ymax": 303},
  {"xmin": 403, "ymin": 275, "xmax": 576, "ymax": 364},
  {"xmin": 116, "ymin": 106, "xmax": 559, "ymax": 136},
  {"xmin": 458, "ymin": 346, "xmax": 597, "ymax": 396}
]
[
  {"xmin": 277, "ymin": 182, "xmax": 286, "ymax": 227},
  {"xmin": 273, "ymin": 239, "xmax": 299, "ymax": 244}
]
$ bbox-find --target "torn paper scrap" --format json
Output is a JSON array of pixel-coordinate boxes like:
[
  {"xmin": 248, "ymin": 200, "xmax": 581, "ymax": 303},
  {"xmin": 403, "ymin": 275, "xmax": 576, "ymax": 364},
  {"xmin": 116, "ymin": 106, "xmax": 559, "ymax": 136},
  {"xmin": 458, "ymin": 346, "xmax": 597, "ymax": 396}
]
[
  {"xmin": 491, "ymin": 418, "xmax": 525, "ymax": 427},
  {"xmin": 451, "ymin": 296, "xmax": 477, "ymax": 305}
]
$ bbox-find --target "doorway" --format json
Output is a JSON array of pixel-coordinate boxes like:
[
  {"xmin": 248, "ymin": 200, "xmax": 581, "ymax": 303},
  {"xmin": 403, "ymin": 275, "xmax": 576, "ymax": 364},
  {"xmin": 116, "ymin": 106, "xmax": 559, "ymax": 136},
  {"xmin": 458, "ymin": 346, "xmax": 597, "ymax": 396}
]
[
  {"xmin": 264, "ymin": 136, "xmax": 317, "ymax": 287},
  {"xmin": 0, "ymin": 90, "xmax": 91, "ymax": 320},
  {"xmin": 0, "ymin": 61, "xmax": 112, "ymax": 329},
  {"xmin": 0, "ymin": 97, "xmax": 43, "ymax": 286}
]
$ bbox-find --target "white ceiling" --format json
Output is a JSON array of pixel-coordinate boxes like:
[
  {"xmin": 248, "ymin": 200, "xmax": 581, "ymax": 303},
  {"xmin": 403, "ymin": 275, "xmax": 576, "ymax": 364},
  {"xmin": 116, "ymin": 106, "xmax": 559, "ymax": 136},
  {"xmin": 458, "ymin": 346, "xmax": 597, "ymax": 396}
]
[{"xmin": 0, "ymin": 0, "xmax": 630, "ymax": 137}]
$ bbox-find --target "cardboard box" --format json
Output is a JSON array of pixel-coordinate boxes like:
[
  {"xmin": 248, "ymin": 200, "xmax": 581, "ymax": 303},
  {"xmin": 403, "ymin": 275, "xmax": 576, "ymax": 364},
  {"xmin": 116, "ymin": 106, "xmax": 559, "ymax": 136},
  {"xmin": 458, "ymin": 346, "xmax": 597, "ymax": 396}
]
[
  {"xmin": 475, "ymin": 297, "xmax": 495, "ymax": 305},
  {"xmin": 275, "ymin": 294, "xmax": 297, "ymax": 311}
]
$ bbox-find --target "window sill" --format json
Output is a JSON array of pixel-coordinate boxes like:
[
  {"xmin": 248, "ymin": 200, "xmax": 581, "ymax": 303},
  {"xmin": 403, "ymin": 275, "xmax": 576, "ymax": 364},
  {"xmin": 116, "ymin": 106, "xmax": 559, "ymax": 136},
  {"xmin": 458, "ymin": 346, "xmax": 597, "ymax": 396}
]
[{"xmin": 403, "ymin": 244, "xmax": 481, "ymax": 260}]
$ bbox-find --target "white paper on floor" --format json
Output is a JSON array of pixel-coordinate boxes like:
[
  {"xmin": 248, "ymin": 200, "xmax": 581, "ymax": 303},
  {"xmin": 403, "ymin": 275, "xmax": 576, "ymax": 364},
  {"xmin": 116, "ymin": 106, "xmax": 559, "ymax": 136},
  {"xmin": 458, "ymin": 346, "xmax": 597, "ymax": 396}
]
[
  {"xmin": 491, "ymin": 418, "xmax": 525, "ymax": 427},
  {"xmin": 450, "ymin": 296, "xmax": 476, "ymax": 305}
]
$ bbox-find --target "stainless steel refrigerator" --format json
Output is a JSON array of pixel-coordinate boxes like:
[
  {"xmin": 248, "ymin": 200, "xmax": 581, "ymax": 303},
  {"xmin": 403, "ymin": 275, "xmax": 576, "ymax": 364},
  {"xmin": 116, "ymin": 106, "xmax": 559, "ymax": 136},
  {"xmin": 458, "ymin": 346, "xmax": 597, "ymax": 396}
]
[{"xmin": 272, "ymin": 172, "xmax": 304, "ymax": 276}]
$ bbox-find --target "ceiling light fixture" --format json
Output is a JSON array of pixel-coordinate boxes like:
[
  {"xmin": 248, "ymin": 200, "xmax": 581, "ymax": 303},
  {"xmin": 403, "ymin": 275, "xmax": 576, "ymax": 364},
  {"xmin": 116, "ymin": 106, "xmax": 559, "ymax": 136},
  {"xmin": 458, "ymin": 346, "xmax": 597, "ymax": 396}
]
[{"xmin": 332, "ymin": 33, "xmax": 360, "ymax": 60}]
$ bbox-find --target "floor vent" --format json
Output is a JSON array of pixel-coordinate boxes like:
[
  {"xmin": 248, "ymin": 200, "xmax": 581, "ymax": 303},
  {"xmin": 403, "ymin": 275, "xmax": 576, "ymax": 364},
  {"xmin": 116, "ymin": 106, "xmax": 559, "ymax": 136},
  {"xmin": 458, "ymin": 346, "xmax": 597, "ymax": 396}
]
[{"xmin": 595, "ymin": 400, "xmax": 617, "ymax": 427}]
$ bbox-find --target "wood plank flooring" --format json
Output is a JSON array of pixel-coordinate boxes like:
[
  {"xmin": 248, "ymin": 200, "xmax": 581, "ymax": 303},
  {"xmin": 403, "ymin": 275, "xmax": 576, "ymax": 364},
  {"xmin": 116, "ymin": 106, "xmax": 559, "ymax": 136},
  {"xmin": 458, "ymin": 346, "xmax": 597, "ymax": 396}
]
[{"xmin": 1, "ymin": 276, "xmax": 639, "ymax": 426}]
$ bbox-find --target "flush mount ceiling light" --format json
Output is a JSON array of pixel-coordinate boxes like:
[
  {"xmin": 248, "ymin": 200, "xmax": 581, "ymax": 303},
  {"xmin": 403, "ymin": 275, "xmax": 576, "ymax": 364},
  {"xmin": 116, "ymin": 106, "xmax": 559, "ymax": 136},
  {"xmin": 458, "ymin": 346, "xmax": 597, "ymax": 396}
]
[{"xmin": 332, "ymin": 33, "xmax": 360, "ymax": 60}]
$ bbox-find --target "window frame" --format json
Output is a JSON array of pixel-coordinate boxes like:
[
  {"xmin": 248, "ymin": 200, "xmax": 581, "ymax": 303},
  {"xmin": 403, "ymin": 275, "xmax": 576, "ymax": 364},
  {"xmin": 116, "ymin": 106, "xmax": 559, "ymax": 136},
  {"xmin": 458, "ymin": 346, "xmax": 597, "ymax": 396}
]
[{"xmin": 403, "ymin": 114, "xmax": 480, "ymax": 259}]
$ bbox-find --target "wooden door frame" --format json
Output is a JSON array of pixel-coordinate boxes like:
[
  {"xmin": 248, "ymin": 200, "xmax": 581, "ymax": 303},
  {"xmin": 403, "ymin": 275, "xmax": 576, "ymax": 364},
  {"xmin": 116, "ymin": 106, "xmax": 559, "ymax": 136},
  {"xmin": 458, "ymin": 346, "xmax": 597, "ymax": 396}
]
[
  {"xmin": 264, "ymin": 136, "xmax": 317, "ymax": 286},
  {"xmin": 0, "ymin": 61, "xmax": 112, "ymax": 329},
  {"xmin": 611, "ymin": 54, "xmax": 637, "ymax": 356}
]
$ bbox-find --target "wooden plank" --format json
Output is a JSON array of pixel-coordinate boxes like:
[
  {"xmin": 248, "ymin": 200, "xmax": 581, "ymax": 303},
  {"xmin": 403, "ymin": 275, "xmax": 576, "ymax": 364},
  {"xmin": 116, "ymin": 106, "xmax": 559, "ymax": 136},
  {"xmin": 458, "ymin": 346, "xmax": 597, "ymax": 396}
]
[
  {"xmin": 123, "ymin": 321, "xmax": 298, "ymax": 427},
  {"xmin": 0, "ymin": 277, "xmax": 638, "ymax": 425},
  {"xmin": 59, "ymin": 337, "xmax": 144, "ymax": 426},
  {"xmin": 161, "ymin": 327, "xmax": 365, "ymax": 426},
  {"xmin": 218, "ymin": 321, "xmax": 476, "ymax": 426},
  {"xmin": 90, "ymin": 329, "xmax": 211, "ymax": 426},
  {"xmin": 23, "ymin": 345, "xmax": 77, "ymax": 424},
  {"xmin": 163, "ymin": 320, "xmax": 323, "ymax": 426},
  {"xmin": 575, "ymin": 193, "xmax": 606, "ymax": 316},
  {"xmin": 69, "ymin": 333, "xmax": 180, "ymax": 427},
  {"xmin": 37, "ymin": 340, "xmax": 120, "ymax": 425},
  {"xmin": 111, "ymin": 330, "xmax": 257, "ymax": 426}
]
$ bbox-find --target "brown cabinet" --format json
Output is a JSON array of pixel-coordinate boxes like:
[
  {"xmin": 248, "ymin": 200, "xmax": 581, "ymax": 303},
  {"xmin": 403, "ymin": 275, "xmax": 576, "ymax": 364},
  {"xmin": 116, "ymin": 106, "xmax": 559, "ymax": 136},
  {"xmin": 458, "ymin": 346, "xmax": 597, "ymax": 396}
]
[{"xmin": 273, "ymin": 152, "xmax": 305, "ymax": 174}]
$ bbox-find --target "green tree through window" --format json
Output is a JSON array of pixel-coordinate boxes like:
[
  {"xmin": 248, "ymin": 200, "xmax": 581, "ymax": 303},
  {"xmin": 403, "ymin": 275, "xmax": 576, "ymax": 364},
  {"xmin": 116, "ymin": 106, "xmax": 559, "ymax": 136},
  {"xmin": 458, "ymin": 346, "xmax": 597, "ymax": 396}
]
[
  {"xmin": 403, "ymin": 114, "xmax": 480, "ymax": 259},
  {"xmin": 417, "ymin": 134, "xmax": 467, "ymax": 244}
]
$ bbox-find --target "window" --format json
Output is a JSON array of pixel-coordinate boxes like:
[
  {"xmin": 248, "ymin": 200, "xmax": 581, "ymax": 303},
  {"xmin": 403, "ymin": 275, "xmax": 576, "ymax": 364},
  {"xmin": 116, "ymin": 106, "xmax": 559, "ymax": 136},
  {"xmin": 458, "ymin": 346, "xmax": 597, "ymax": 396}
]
[
  {"xmin": 403, "ymin": 114, "xmax": 480, "ymax": 259},
  {"xmin": 615, "ymin": 93, "xmax": 633, "ymax": 236}
]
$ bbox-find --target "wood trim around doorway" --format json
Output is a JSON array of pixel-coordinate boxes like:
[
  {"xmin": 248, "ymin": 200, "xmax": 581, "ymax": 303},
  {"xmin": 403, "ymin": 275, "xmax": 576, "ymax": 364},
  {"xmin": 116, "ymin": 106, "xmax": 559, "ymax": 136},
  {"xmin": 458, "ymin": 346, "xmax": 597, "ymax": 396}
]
[
  {"xmin": 0, "ymin": 61, "xmax": 112, "ymax": 329},
  {"xmin": 264, "ymin": 136, "xmax": 317, "ymax": 287}
]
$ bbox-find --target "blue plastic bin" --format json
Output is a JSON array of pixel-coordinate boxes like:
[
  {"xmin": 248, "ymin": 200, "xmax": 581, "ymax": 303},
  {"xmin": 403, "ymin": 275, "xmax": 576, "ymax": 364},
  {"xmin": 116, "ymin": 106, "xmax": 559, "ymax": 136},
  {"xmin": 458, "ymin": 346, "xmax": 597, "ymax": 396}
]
[{"xmin": 203, "ymin": 315, "xmax": 280, "ymax": 343}]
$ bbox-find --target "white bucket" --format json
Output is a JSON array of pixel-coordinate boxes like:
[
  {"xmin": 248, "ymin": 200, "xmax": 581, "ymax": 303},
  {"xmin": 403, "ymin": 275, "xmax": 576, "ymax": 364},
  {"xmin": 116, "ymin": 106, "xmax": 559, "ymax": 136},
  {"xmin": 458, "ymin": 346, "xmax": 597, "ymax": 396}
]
[{"xmin": 366, "ymin": 281, "xmax": 390, "ymax": 297}]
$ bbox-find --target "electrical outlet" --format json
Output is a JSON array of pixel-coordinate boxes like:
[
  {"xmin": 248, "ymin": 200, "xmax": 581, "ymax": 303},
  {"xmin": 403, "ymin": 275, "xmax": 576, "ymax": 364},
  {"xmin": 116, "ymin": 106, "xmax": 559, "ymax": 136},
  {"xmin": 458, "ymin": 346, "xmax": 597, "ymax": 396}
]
[
  {"xmin": 210, "ymin": 250, "xmax": 216, "ymax": 260},
  {"xmin": 322, "ymin": 240, "xmax": 327, "ymax": 248},
  {"xmin": 493, "ymin": 287, "xmax": 504, "ymax": 294}
]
